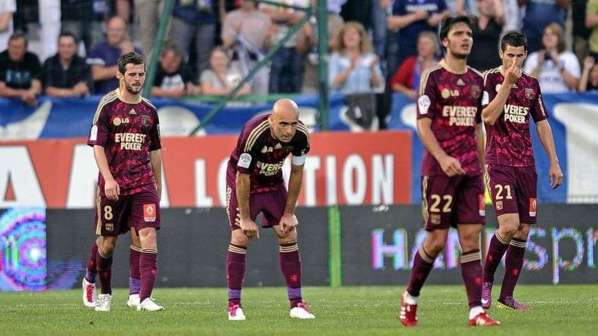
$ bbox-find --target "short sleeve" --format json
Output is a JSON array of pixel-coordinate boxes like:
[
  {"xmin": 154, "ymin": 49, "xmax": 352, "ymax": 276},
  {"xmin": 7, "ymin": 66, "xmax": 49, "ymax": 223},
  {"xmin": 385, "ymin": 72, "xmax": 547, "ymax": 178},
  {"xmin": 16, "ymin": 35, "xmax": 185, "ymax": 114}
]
[
  {"xmin": 416, "ymin": 70, "xmax": 438, "ymax": 119},
  {"xmin": 88, "ymin": 104, "xmax": 110, "ymax": 147},
  {"xmin": 523, "ymin": 52, "xmax": 538, "ymax": 74},
  {"xmin": 531, "ymin": 79, "xmax": 548, "ymax": 123},
  {"xmin": 236, "ymin": 127, "xmax": 261, "ymax": 174},
  {"xmin": 149, "ymin": 110, "xmax": 161, "ymax": 151},
  {"xmin": 563, "ymin": 53, "xmax": 581, "ymax": 78},
  {"xmin": 30, "ymin": 54, "xmax": 42, "ymax": 80},
  {"xmin": 481, "ymin": 72, "xmax": 495, "ymax": 107}
]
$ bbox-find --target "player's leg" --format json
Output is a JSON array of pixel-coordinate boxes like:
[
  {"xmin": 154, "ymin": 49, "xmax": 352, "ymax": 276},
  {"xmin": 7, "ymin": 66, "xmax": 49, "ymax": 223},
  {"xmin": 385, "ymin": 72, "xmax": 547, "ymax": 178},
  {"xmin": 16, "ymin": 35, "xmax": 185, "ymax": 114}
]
[
  {"xmin": 127, "ymin": 228, "xmax": 142, "ymax": 308},
  {"xmin": 483, "ymin": 166, "xmax": 520, "ymax": 308},
  {"xmin": 132, "ymin": 191, "xmax": 163, "ymax": 311},
  {"xmin": 498, "ymin": 166, "xmax": 537, "ymax": 310},
  {"xmin": 272, "ymin": 224, "xmax": 315, "ymax": 319},
  {"xmin": 82, "ymin": 237, "xmax": 99, "ymax": 308},
  {"xmin": 401, "ymin": 175, "xmax": 452, "ymax": 327},
  {"xmin": 498, "ymin": 223, "xmax": 530, "ymax": 310},
  {"xmin": 456, "ymin": 176, "xmax": 499, "ymax": 326},
  {"xmin": 227, "ymin": 229, "xmax": 249, "ymax": 320}
]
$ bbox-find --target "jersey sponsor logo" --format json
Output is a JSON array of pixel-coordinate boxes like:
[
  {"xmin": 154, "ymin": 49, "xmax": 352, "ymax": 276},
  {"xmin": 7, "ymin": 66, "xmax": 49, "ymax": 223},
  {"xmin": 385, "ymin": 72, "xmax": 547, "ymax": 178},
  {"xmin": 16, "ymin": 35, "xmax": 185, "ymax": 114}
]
[
  {"xmin": 441, "ymin": 106, "xmax": 477, "ymax": 126},
  {"xmin": 112, "ymin": 117, "xmax": 130, "ymax": 126},
  {"xmin": 260, "ymin": 146, "xmax": 274, "ymax": 153},
  {"xmin": 441, "ymin": 88, "xmax": 459, "ymax": 99},
  {"xmin": 114, "ymin": 132, "xmax": 147, "ymax": 150},
  {"xmin": 529, "ymin": 198, "xmax": 537, "ymax": 217},
  {"xmin": 418, "ymin": 95, "xmax": 431, "ymax": 115},
  {"xmin": 238, "ymin": 153, "xmax": 252, "ymax": 169},
  {"xmin": 89, "ymin": 125, "xmax": 98, "ymax": 141},
  {"xmin": 257, "ymin": 160, "xmax": 284, "ymax": 176},
  {"xmin": 503, "ymin": 104, "xmax": 529, "ymax": 124},
  {"xmin": 143, "ymin": 203, "xmax": 157, "ymax": 222}
]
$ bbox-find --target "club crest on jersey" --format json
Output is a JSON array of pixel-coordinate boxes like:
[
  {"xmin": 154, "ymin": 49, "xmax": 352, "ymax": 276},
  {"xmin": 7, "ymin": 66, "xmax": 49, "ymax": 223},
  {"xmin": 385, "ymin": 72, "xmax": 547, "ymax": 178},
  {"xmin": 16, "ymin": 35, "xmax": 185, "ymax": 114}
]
[
  {"xmin": 471, "ymin": 85, "xmax": 481, "ymax": 99},
  {"xmin": 141, "ymin": 115, "xmax": 151, "ymax": 127},
  {"xmin": 525, "ymin": 88, "xmax": 535, "ymax": 100}
]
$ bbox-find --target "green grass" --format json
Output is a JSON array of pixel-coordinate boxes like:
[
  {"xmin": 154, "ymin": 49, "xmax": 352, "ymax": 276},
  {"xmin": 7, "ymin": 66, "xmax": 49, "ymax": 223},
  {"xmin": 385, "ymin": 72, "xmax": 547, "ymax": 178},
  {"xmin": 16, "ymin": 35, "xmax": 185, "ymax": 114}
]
[{"xmin": 1, "ymin": 285, "xmax": 596, "ymax": 335}]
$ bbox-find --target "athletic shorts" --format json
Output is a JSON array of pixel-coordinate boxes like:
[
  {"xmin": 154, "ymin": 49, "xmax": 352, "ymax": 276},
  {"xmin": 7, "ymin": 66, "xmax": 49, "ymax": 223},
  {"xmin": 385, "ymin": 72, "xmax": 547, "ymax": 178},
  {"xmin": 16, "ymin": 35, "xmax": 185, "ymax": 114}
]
[
  {"xmin": 485, "ymin": 164, "xmax": 537, "ymax": 224},
  {"xmin": 94, "ymin": 190, "xmax": 160, "ymax": 236},
  {"xmin": 421, "ymin": 174, "xmax": 485, "ymax": 231},
  {"xmin": 225, "ymin": 184, "xmax": 287, "ymax": 230}
]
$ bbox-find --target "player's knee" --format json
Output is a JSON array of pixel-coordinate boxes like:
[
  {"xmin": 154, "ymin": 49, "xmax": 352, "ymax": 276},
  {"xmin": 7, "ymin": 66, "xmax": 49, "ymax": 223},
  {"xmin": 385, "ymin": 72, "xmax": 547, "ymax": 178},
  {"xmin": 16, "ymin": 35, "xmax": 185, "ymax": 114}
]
[
  {"xmin": 424, "ymin": 237, "xmax": 446, "ymax": 255},
  {"xmin": 230, "ymin": 229, "xmax": 249, "ymax": 247},
  {"xmin": 499, "ymin": 217, "xmax": 520, "ymax": 239},
  {"xmin": 515, "ymin": 224, "xmax": 531, "ymax": 240},
  {"xmin": 138, "ymin": 228, "xmax": 157, "ymax": 249},
  {"xmin": 99, "ymin": 237, "xmax": 117, "ymax": 256},
  {"xmin": 277, "ymin": 229, "xmax": 297, "ymax": 244}
]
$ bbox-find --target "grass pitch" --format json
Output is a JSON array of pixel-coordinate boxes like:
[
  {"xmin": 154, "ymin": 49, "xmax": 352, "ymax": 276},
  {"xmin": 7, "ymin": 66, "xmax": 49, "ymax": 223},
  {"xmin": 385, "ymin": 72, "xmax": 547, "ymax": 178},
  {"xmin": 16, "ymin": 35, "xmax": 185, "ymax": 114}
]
[{"xmin": 1, "ymin": 285, "xmax": 596, "ymax": 335}]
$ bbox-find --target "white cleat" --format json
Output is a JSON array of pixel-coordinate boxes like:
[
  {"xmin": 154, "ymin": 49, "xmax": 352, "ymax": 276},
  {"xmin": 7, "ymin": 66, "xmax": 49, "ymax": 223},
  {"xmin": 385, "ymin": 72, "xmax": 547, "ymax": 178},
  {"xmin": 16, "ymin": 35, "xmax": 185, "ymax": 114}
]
[
  {"xmin": 289, "ymin": 302, "xmax": 315, "ymax": 319},
  {"xmin": 228, "ymin": 304, "xmax": 246, "ymax": 321},
  {"xmin": 95, "ymin": 294, "xmax": 112, "ymax": 312},
  {"xmin": 137, "ymin": 297, "xmax": 164, "ymax": 312},
  {"xmin": 81, "ymin": 278, "xmax": 96, "ymax": 308},
  {"xmin": 127, "ymin": 294, "xmax": 140, "ymax": 309}
]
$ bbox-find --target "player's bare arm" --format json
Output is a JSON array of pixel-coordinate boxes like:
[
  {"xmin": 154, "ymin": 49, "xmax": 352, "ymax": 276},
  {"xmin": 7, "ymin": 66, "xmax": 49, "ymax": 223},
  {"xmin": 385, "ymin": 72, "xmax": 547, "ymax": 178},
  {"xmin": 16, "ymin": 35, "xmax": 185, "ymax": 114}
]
[
  {"xmin": 280, "ymin": 163, "xmax": 303, "ymax": 234},
  {"xmin": 475, "ymin": 123, "xmax": 485, "ymax": 170},
  {"xmin": 236, "ymin": 171, "xmax": 259, "ymax": 239},
  {"xmin": 93, "ymin": 145, "xmax": 120, "ymax": 200},
  {"xmin": 416, "ymin": 118, "xmax": 465, "ymax": 177},
  {"xmin": 482, "ymin": 64, "xmax": 521, "ymax": 125},
  {"xmin": 150, "ymin": 150, "xmax": 162, "ymax": 199},
  {"xmin": 535, "ymin": 120, "xmax": 563, "ymax": 189}
]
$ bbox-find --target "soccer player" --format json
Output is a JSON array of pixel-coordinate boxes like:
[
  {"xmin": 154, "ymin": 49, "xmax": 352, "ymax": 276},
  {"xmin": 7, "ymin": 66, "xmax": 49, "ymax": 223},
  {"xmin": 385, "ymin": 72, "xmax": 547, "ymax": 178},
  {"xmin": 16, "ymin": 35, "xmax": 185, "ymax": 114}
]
[
  {"xmin": 225, "ymin": 98, "xmax": 314, "ymax": 321},
  {"xmin": 481, "ymin": 31, "xmax": 563, "ymax": 310},
  {"xmin": 399, "ymin": 16, "xmax": 500, "ymax": 327},
  {"xmin": 82, "ymin": 51, "xmax": 164, "ymax": 312}
]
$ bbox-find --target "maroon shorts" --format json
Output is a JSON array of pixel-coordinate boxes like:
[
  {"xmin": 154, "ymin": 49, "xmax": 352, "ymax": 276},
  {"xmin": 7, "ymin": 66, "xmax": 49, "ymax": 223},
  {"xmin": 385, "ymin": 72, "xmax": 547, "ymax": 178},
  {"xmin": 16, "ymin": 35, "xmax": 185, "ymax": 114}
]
[
  {"xmin": 226, "ymin": 184, "xmax": 288, "ymax": 230},
  {"xmin": 94, "ymin": 190, "xmax": 160, "ymax": 236},
  {"xmin": 421, "ymin": 174, "xmax": 485, "ymax": 231},
  {"xmin": 485, "ymin": 164, "xmax": 537, "ymax": 224}
]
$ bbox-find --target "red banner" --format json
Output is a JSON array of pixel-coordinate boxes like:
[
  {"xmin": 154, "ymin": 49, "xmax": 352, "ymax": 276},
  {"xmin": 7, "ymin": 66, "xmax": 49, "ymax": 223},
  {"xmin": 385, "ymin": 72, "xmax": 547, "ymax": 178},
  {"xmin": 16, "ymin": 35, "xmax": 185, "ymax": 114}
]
[{"xmin": 0, "ymin": 132, "xmax": 411, "ymax": 208}]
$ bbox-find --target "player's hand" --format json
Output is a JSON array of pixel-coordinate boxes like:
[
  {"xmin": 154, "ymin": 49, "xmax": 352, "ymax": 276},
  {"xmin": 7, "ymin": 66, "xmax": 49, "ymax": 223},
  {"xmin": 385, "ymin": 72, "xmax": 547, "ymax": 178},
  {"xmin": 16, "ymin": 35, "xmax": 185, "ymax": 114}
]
[
  {"xmin": 549, "ymin": 162, "xmax": 564, "ymax": 189},
  {"xmin": 583, "ymin": 56, "xmax": 595, "ymax": 70},
  {"xmin": 439, "ymin": 155, "xmax": 465, "ymax": 177},
  {"xmin": 105, "ymin": 178, "xmax": 120, "ymax": 200},
  {"xmin": 240, "ymin": 218, "xmax": 260, "ymax": 239},
  {"xmin": 503, "ymin": 62, "xmax": 522, "ymax": 86},
  {"xmin": 279, "ymin": 213, "xmax": 298, "ymax": 235}
]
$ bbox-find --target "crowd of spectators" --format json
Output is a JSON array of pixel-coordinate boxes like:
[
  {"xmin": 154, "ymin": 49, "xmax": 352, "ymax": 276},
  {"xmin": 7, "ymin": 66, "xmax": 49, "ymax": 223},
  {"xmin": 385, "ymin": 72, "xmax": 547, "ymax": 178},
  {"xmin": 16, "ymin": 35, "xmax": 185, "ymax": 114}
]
[{"xmin": 0, "ymin": 0, "xmax": 597, "ymax": 111}]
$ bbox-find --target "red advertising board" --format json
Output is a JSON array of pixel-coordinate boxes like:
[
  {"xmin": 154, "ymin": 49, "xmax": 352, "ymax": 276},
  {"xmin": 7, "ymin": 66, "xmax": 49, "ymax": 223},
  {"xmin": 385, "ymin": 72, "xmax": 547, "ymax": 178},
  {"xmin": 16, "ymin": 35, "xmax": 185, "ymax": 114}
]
[{"xmin": 0, "ymin": 131, "xmax": 411, "ymax": 208}]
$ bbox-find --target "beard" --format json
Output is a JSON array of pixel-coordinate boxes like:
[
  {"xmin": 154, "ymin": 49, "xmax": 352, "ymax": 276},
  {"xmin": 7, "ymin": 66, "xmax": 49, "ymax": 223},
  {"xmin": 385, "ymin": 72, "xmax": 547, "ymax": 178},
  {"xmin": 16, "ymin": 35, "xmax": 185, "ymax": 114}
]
[{"xmin": 125, "ymin": 82, "xmax": 142, "ymax": 95}]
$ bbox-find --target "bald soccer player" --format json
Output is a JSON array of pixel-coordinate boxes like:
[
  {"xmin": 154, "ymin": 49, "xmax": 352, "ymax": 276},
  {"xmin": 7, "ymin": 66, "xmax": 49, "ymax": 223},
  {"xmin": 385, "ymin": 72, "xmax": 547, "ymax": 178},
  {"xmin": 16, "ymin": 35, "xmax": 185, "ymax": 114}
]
[{"xmin": 224, "ymin": 99, "xmax": 315, "ymax": 321}]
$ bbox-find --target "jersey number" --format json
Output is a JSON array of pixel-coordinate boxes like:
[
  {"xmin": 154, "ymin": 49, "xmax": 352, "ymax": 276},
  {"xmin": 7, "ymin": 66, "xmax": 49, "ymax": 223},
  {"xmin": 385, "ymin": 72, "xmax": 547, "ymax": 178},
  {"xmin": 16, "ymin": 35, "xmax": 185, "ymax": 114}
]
[
  {"xmin": 430, "ymin": 195, "xmax": 453, "ymax": 213},
  {"xmin": 104, "ymin": 205, "xmax": 114, "ymax": 221},
  {"xmin": 495, "ymin": 184, "xmax": 513, "ymax": 200}
]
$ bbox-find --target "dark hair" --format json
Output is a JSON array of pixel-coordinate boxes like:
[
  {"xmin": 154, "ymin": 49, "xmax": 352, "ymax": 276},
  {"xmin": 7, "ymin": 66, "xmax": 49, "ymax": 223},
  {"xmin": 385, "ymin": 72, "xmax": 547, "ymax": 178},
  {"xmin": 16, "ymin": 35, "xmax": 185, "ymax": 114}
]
[
  {"xmin": 438, "ymin": 16, "xmax": 472, "ymax": 42},
  {"xmin": 9, "ymin": 32, "xmax": 28, "ymax": 45},
  {"xmin": 58, "ymin": 31, "xmax": 78, "ymax": 44},
  {"xmin": 500, "ymin": 31, "xmax": 527, "ymax": 52},
  {"xmin": 160, "ymin": 42, "xmax": 182, "ymax": 58},
  {"xmin": 118, "ymin": 52, "xmax": 145, "ymax": 74}
]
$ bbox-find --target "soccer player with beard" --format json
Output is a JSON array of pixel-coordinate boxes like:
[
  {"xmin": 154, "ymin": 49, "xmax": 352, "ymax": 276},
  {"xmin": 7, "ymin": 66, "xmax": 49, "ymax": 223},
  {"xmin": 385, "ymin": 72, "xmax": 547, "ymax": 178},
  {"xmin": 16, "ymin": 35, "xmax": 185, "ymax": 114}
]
[
  {"xmin": 481, "ymin": 32, "xmax": 563, "ymax": 310},
  {"xmin": 82, "ymin": 52, "xmax": 164, "ymax": 312},
  {"xmin": 399, "ymin": 16, "xmax": 500, "ymax": 327},
  {"xmin": 225, "ymin": 99, "xmax": 314, "ymax": 321}
]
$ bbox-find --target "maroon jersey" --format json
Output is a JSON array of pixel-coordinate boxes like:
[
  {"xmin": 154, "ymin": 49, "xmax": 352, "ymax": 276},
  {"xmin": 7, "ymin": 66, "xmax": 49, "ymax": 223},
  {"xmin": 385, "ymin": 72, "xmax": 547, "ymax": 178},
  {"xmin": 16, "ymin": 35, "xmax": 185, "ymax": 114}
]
[
  {"xmin": 482, "ymin": 67, "xmax": 548, "ymax": 167},
  {"xmin": 227, "ymin": 114, "xmax": 310, "ymax": 193},
  {"xmin": 87, "ymin": 90, "xmax": 161, "ymax": 196},
  {"xmin": 417, "ymin": 64, "xmax": 484, "ymax": 176}
]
